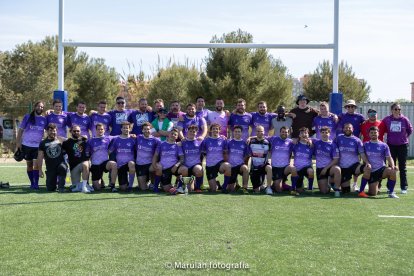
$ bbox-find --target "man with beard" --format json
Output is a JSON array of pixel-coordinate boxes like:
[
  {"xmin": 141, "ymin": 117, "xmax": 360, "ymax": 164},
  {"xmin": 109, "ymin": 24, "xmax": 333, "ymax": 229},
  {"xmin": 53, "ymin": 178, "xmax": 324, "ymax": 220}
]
[
  {"xmin": 128, "ymin": 98, "xmax": 155, "ymax": 135},
  {"xmin": 271, "ymin": 106, "xmax": 293, "ymax": 138},
  {"xmin": 227, "ymin": 126, "xmax": 250, "ymax": 193},
  {"xmin": 90, "ymin": 100, "xmax": 111, "ymax": 137},
  {"xmin": 37, "ymin": 123, "xmax": 67, "ymax": 192},
  {"xmin": 167, "ymin": 101, "xmax": 186, "ymax": 128},
  {"xmin": 62, "ymin": 125, "xmax": 91, "ymax": 193},
  {"xmin": 177, "ymin": 103, "xmax": 207, "ymax": 140},
  {"xmin": 16, "ymin": 101, "xmax": 46, "ymax": 190},
  {"xmin": 46, "ymin": 99, "xmax": 68, "ymax": 138},
  {"xmin": 109, "ymin": 96, "xmax": 133, "ymax": 136},
  {"xmin": 206, "ymin": 98, "xmax": 230, "ymax": 138},
  {"xmin": 289, "ymin": 95, "xmax": 319, "ymax": 139},
  {"xmin": 67, "ymin": 101, "xmax": 91, "ymax": 138},
  {"xmin": 195, "ymin": 96, "xmax": 210, "ymax": 119},
  {"xmin": 360, "ymin": 109, "xmax": 385, "ymax": 143},
  {"xmin": 229, "ymin": 98, "xmax": 252, "ymax": 141},
  {"xmin": 250, "ymin": 101, "xmax": 275, "ymax": 136},
  {"xmin": 312, "ymin": 101, "xmax": 338, "ymax": 140},
  {"xmin": 291, "ymin": 127, "xmax": 314, "ymax": 195}
]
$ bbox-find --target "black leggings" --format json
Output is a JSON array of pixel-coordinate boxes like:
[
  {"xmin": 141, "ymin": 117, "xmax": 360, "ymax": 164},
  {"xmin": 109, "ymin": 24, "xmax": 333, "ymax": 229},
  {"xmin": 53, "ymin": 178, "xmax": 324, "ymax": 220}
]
[
  {"xmin": 46, "ymin": 162, "xmax": 68, "ymax": 191},
  {"xmin": 388, "ymin": 143, "xmax": 408, "ymax": 190}
]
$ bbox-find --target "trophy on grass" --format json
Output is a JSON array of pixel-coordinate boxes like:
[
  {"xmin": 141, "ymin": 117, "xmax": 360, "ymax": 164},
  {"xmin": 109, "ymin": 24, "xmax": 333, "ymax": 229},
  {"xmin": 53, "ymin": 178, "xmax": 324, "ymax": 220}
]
[{"xmin": 179, "ymin": 175, "xmax": 195, "ymax": 195}]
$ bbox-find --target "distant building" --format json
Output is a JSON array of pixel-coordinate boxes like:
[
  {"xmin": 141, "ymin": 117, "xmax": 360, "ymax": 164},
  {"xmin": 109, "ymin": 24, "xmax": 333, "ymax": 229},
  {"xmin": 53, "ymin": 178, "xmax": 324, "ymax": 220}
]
[
  {"xmin": 411, "ymin": 82, "xmax": 414, "ymax": 102},
  {"xmin": 292, "ymin": 75, "xmax": 310, "ymax": 97}
]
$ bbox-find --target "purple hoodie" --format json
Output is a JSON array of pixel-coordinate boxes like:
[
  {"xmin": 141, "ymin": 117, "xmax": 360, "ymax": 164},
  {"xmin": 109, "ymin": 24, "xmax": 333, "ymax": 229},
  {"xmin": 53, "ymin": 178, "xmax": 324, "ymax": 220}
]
[{"xmin": 381, "ymin": 115, "xmax": 413, "ymax": 145}]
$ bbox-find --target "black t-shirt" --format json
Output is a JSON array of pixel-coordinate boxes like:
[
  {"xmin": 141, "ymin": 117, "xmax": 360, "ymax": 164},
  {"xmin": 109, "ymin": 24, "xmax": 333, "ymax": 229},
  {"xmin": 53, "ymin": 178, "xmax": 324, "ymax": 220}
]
[
  {"xmin": 39, "ymin": 138, "xmax": 65, "ymax": 168},
  {"xmin": 62, "ymin": 137, "xmax": 89, "ymax": 170}
]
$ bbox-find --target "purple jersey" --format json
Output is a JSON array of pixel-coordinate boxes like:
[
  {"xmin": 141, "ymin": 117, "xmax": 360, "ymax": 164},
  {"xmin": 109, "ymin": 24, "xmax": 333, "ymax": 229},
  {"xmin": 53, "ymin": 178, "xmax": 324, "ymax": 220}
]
[
  {"xmin": 87, "ymin": 136, "xmax": 113, "ymax": 165},
  {"xmin": 19, "ymin": 114, "xmax": 47, "ymax": 147},
  {"xmin": 67, "ymin": 113, "xmax": 91, "ymax": 138},
  {"xmin": 293, "ymin": 142, "xmax": 313, "ymax": 170},
  {"xmin": 90, "ymin": 113, "xmax": 111, "ymax": 137},
  {"xmin": 229, "ymin": 113, "xmax": 252, "ymax": 140},
  {"xmin": 337, "ymin": 112, "xmax": 365, "ymax": 136},
  {"xmin": 196, "ymin": 109, "xmax": 209, "ymax": 119},
  {"xmin": 167, "ymin": 111, "xmax": 186, "ymax": 128},
  {"xmin": 202, "ymin": 136, "xmax": 227, "ymax": 167},
  {"xmin": 227, "ymin": 139, "xmax": 249, "ymax": 167},
  {"xmin": 46, "ymin": 112, "xmax": 68, "ymax": 138},
  {"xmin": 313, "ymin": 115, "xmax": 337, "ymax": 140},
  {"xmin": 206, "ymin": 111, "xmax": 229, "ymax": 137},
  {"xmin": 128, "ymin": 110, "xmax": 154, "ymax": 135},
  {"xmin": 157, "ymin": 141, "xmax": 182, "ymax": 169},
  {"xmin": 110, "ymin": 136, "xmax": 136, "ymax": 168},
  {"xmin": 250, "ymin": 112, "xmax": 275, "ymax": 136},
  {"xmin": 180, "ymin": 139, "xmax": 203, "ymax": 167},
  {"xmin": 109, "ymin": 109, "xmax": 132, "ymax": 136},
  {"xmin": 335, "ymin": 134, "xmax": 364, "ymax": 168},
  {"xmin": 313, "ymin": 139, "xmax": 339, "ymax": 169},
  {"xmin": 178, "ymin": 115, "xmax": 206, "ymax": 138},
  {"xmin": 136, "ymin": 135, "xmax": 159, "ymax": 165},
  {"xmin": 364, "ymin": 141, "xmax": 390, "ymax": 172},
  {"xmin": 269, "ymin": 136, "xmax": 294, "ymax": 167}
]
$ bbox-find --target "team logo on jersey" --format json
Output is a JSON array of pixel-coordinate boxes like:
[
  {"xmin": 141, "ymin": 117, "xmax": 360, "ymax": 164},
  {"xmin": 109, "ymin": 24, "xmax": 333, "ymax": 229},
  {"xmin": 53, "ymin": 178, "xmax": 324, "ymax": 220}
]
[
  {"xmin": 40, "ymin": 120, "xmax": 45, "ymax": 125},
  {"xmin": 148, "ymin": 142, "xmax": 152, "ymax": 146},
  {"xmin": 328, "ymin": 121, "xmax": 332, "ymax": 125},
  {"xmin": 83, "ymin": 120, "xmax": 87, "ymax": 124},
  {"xmin": 104, "ymin": 119, "xmax": 109, "ymax": 123},
  {"xmin": 46, "ymin": 143, "xmax": 61, "ymax": 158},
  {"xmin": 377, "ymin": 147, "xmax": 381, "ymax": 150},
  {"xmin": 244, "ymin": 118, "xmax": 249, "ymax": 123},
  {"xmin": 127, "ymin": 143, "xmax": 131, "ymax": 147},
  {"xmin": 350, "ymin": 142, "xmax": 354, "ymax": 145}
]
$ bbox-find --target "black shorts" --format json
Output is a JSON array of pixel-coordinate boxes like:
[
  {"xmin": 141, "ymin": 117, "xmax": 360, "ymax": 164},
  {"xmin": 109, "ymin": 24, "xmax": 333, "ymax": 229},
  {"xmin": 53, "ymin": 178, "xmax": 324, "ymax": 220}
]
[
  {"xmin": 369, "ymin": 167, "xmax": 386, "ymax": 184},
  {"xmin": 341, "ymin": 162, "xmax": 365, "ymax": 183},
  {"xmin": 206, "ymin": 161, "xmax": 224, "ymax": 181},
  {"xmin": 316, "ymin": 167, "xmax": 332, "ymax": 180},
  {"xmin": 296, "ymin": 166, "xmax": 313, "ymax": 188},
  {"xmin": 230, "ymin": 165, "xmax": 243, "ymax": 184},
  {"xmin": 161, "ymin": 166, "xmax": 180, "ymax": 186},
  {"xmin": 118, "ymin": 163, "xmax": 132, "ymax": 186},
  {"xmin": 272, "ymin": 166, "xmax": 288, "ymax": 181},
  {"xmin": 250, "ymin": 166, "xmax": 267, "ymax": 189},
  {"xmin": 187, "ymin": 164, "xmax": 201, "ymax": 177},
  {"xmin": 136, "ymin": 163, "xmax": 151, "ymax": 178},
  {"xmin": 90, "ymin": 160, "xmax": 109, "ymax": 181},
  {"xmin": 22, "ymin": 145, "xmax": 39, "ymax": 161}
]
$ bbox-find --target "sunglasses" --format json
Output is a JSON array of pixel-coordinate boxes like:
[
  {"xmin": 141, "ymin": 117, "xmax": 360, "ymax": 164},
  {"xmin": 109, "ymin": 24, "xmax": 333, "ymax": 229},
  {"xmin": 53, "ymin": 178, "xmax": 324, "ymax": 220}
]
[
  {"xmin": 345, "ymin": 106, "xmax": 356, "ymax": 108},
  {"xmin": 72, "ymin": 130, "xmax": 80, "ymax": 133},
  {"xmin": 394, "ymin": 108, "xmax": 401, "ymax": 111},
  {"xmin": 117, "ymin": 102, "xmax": 125, "ymax": 105}
]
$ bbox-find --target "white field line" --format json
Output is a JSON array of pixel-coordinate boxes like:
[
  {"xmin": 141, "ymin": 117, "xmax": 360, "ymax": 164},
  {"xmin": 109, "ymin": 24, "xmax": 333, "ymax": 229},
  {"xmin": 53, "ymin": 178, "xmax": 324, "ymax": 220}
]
[{"xmin": 378, "ymin": 215, "xmax": 414, "ymax": 219}]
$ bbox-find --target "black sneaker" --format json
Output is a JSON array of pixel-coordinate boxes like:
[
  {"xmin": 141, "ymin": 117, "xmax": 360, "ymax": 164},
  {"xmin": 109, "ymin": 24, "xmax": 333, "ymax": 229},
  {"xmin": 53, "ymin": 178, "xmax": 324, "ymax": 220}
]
[{"xmin": 58, "ymin": 187, "xmax": 66, "ymax": 193}]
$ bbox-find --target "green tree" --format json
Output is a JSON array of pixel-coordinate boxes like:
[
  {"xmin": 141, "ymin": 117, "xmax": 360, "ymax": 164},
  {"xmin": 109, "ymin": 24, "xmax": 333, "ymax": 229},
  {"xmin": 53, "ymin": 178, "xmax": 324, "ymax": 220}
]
[
  {"xmin": 203, "ymin": 29, "xmax": 293, "ymax": 111},
  {"xmin": 303, "ymin": 60, "xmax": 371, "ymax": 103}
]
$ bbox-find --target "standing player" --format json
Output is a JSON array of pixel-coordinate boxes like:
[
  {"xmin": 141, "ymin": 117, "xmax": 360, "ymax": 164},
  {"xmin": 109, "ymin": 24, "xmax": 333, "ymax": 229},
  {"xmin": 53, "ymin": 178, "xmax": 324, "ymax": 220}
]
[
  {"xmin": 46, "ymin": 99, "xmax": 68, "ymax": 138},
  {"xmin": 195, "ymin": 96, "xmax": 210, "ymax": 118},
  {"xmin": 360, "ymin": 109, "xmax": 384, "ymax": 143},
  {"xmin": 67, "ymin": 101, "xmax": 91, "ymax": 138},
  {"xmin": 250, "ymin": 101, "xmax": 275, "ymax": 136},
  {"xmin": 109, "ymin": 122, "xmax": 136, "ymax": 192},
  {"xmin": 292, "ymin": 127, "xmax": 314, "ymax": 195},
  {"xmin": 109, "ymin": 96, "xmax": 132, "ymax": 136},
  {"xmin": 87, "ymin": 123, "xmax": 118, "ymax": 191},
  {"xmin": 229, "ymin": 99, "xmax": 252, "ymax": 140},
  {"xmin": 312, "ymin": 101, "xmax": 337, "ymax": 140},
  {"xmin": 202, "ymin": 123, "xmax": 232, "ymax": 192},
  {"xmin": 313, "ymin": 127, "xmax": 341, "ymax": 196},
  {"xmin": 16, "ymin": 101, "xmax": 46, "ymax": 190},
  {"xmin": 271, "ymin": 106, "xmax": 293, "ymax": 138},
  {"xmin": 177, "ymin": 103, "xmax": 207, "ymax": 140},
  {"xmin": 268, "ymin": 127, "xmax": 298, "ymax": 194},
  {"xmin": 128, "ymin": 98, "xmax": 154, "ymax": 135},
  {"xmin": 151, "ymin": 108, "xmax": 174, "ymax": 141},
  {"xmin": 248, "ymin": 125, "xmax": 272, "ymax": 193},
  {"xmin": 206, "ymin": 98, "xmax": 229, "ymax": 138},
  {"xmin": 179, "ymin": 125, "xmax": 204, "ymax": 192},
  {"xmin": 90, "ymin": 100, "xmax": 111, "ymax": 137},
  {"xmin": 135, "ymin": 122, "xmax": 160, "ymax": 191},
  {"xmin": 289, "ymin": 95, "xmax": 319, "ymax": 139},
  {"xmin": 335, "ymin": 123, "xmax": 370, "ymax": 194},
  {"xmin": 358, "ymin": 126, "xmax": 399, "ymax": 198},
  {"xmin": 167, "ymin": 101, "xmax": 186, "ymax": 128},
  {"xmin": 227, "ymin": 126, "xmax": 250, "ymax": 193}
]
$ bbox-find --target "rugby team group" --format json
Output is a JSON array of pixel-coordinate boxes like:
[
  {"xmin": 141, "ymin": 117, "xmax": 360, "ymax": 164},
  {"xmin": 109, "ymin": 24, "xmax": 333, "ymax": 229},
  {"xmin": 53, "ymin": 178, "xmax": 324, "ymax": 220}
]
[{"xmin": 15, "ymin": 94, "xmax": 412, "ymax": 198}]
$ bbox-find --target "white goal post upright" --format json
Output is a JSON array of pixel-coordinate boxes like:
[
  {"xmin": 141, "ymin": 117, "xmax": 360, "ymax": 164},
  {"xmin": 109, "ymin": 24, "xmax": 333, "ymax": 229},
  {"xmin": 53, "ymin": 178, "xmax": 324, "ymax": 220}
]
[{"xmin": 57, "ymin": 0, "xmax": 342, "ymax": 113}]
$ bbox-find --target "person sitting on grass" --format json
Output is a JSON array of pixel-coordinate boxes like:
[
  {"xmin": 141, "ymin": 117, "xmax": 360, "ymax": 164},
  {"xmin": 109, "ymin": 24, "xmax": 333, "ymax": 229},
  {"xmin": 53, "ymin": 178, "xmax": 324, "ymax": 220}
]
[
  {"xmin": 358, "ymin": 126, "xmax": 399, "ymax": 198},
  {"xmin": 291, "ymin": 127, "xmax": 314, "ymax": 195},
  {"xmin": 227, "ymin": 125, "xmax": 250, "ymax": 193}
]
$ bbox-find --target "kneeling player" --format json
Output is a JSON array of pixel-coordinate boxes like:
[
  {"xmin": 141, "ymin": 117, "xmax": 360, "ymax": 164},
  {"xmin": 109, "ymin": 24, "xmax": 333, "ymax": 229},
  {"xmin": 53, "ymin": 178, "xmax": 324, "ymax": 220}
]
[
  {"xmin": 202, "ymin": 123, "xmax": 231, "ymax": 192},
  {"xmin": 292, "ymin": 127, "xmax": 314, "ymax": 195},
  {"xmin": 313, "ymin": 127, "xmax": 341, "ymax": 196},
  {"xmin": 358, "ymin": 126, "xmax": 399, "ymax": 198},
  {"xmin": 227, "ymin": 126, "xmax": 249, "ymax": 192},
  {"xmin": 268, "ymin": 127, "xmax": 298, "ymax": 194}
]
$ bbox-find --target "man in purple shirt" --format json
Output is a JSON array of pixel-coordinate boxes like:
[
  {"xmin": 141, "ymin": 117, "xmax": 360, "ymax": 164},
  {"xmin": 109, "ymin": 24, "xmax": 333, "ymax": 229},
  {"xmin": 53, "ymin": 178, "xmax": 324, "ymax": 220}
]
[
  {"xmin": 337, "ymin": 99, "xmax": 365, "ymax": 137},
  {"xmin": 201, "ymin": 123, "xmax": 232, "ymax": 192},
  {"xmin": 335, "ymin": 123, "xmax": 371, "ymax": 194},
  {"xmin": 108, "ymin": 96, "xmax": 133, "ymax": 136},
  {"xmin": 227, "ymin": 126, "xmax": 250, "ymax": 192},
  {"xmin": 313, "ymin": 127, "xmax": 341, "ymax": 196},
  {"xmin": 167, "ymin": 101, "xmax": 186, "ymax": 128},
  {"xmin": 46, "ymin": 99, "xmax": 68, "ymax": 138},
  {"xmin": 313, "ymin": 101, "xmax": 338, "ymax": 140},
  {"xmin": 135, "ymin": 122, "xmax": 160, "ymax": 191},
  {"xmin": 179, "ymin": 125, "xmax": 204, "ymax": 192},
  {"xmin": 16, "ymin": 101, "xmax": 46, "ymax": 189},
  {"xmin": 268, "ymin": 126, "xmax": 298, "ymax": 194},
  {"xmin": 229, "ymin": 98, "xmax": 252, "ymax": 141},
  {"xmin": 109, "ymin": 121, "xmax": 136, "ymax": 192},
  {"xmin": 292, "ymin": 127, "xmax": 314, "ymax": 195},
  {"xmin": 90, "ymin": 101, "xmax": 111, "ymax": 137},
  {"xmin": 380, "ymin": 102, "xmax": 413, "ymax": 194},
  {"xmin": 195, "ymin": 96, "xmax": 210, "ymax": 119},
  {"xmin": 177, "ymin": 103, "xmax": 207, "ymax": 140},
  {"xmin": 152, "ymin": 128, "xmax": 185, "ymax": 194},
  {"xmin": 87, "ymin": 123, "xmax": 117, "ymax": 191},
  {"xmin": 67, "ymin": 101, "xmax": 91, "ymax": 138},
  {"xmin": 128, "ymin": 98, "xmax": 154, "ymax": 135},
  {"xmin": 250, "ymin": 101, "xmax": 275, "ymax": 136},
  {"xmin": 206, "ymin": 98, "xmax": 229, "ymax": 137},
  {"xmin": 358, "ymin": 126, "xmax": 399, "ymax": 198}
]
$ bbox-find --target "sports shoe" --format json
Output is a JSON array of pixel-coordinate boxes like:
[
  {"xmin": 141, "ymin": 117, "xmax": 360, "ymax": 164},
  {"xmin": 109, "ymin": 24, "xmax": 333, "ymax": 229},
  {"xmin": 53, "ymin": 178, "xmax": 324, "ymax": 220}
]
[
  {"xmin": 176, "ymin": 187, "xmax": 185, "ymax": 194},
  {"xmin": 82, "ymin": 185, "xmax": 90, "ymax": 194},
  {"xmin": 111, "ymin": 187, "xmax": 118, "ymax": 192},
  {"xmin": 352, "ymin": 183, "xmax": 359, "ymax": 192},
  {"xmin": 148, "ymin": 183, "xmax": 154, "ymax": 190},
  {"xmin": 290, "ymin": 190, "xmax": 300, "ymax": 196},
  {"xmin": 334, "ymin": 191, "xmax": 341, "ymax": 198},
  {"xmin": 242, "ymin": 188, "xmax": 249, "ymax": 195},
  {"xmin": 194, "ymin": 189, "xmax": 202, "ymax": 193},
  {"xmin": 169, "ymin": 187, "xmax": 177, "ymax": 195},
  {"xmin": 234, "ymin": 184, "xmax": 241, "ymax": 192},
  {"xmin": 71, "ymin": 183, "xmax": 82, "ymax": 192},
  {"xmin": 388, "ymin": 193, "xmax": 400, "ymax": 199},
  {"xmin": 265, "ymin": 187, "xmax": 273, "ymax": 195},
  {"xmin": 126, "ymin": 187, "xmax": 133, "ymax": 192},
  {"xmin": 86, "ymin": 183, "xmax": 94, "ymax": 192},
  {"xmin": 58, "ymin": 187, "xmax": 66, "ymax": 193},
  {"xmin": 358, "ymin": 191, "xmax": 369, "ymax": 198},
  {"xmin": 401, "ymin": 189, "xmax": 408, "ymax": 194}
]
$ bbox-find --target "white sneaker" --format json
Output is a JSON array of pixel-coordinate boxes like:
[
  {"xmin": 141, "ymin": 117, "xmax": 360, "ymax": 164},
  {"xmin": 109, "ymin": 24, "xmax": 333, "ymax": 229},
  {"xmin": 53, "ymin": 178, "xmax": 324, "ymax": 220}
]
[
  {"xmin": 81, "ymin": 184, "xmax": 90, "ymax": 193},
  {"xmin": 334, "ymin": 191, "xmax": 341, "ymax": 198},
  {"xmin": 176, "ymin": 187, "xmax": 185, "ymax": 194},
  {"xmin": 71, "ymin": 183, "xmax": 82, "ymax": 192},
  {"xmin": 401, "ymin": 189, "xmax": 408, "ymax": 194},
  {"xmin": 86, "ymin": 183, "xmax": 94, "ymax": 192},
  {"xmin": 388, "ymin": 193, "xmax": 399, "ymax": 199},
  {"xmin": 352, "ymin": 183, "xmax": 359, "ymax": 192},
  {"xmin": 265, "ymin": 187, "xmax": 273, "ymax": 195}
]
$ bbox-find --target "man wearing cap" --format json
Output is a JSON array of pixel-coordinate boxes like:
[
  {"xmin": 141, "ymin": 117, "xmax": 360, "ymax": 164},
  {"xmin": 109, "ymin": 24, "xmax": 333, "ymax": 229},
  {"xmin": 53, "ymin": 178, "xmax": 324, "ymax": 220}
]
[
  {"xmin": 150, "ymin": 108, "xmax": 174, "ymax": 141},
  {"xmin": 271, "ymin": 106, "xmax": 293, "ymax": 138},
  {"xmin": 289, "ymin": 95, "xmax": 319, "ymax": 139},
  {"xmin": 360, "ymin": 109, "xmax": 385, "ymax": 143},
  {"xmin": 337, "ymin": 99, "xmax": 365, "ymax": 137}
]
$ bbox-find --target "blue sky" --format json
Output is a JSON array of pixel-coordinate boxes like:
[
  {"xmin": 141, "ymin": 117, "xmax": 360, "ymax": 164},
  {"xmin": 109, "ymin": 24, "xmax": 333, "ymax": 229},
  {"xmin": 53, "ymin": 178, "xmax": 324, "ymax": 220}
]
[{"xmin": 1, "ymin": 0, "xmax": 413, "ymax": 101}]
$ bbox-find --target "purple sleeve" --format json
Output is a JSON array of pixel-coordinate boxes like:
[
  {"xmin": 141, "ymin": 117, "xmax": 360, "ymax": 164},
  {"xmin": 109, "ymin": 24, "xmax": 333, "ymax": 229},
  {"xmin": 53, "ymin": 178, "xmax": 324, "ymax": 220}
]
[
  {"xmin": 127, "ymin": 112, "xmax": 134, "ymax": 124},
  {"xmin": 178, "ymin": 144, "xmax": 184, "ymax": 156},
  {"xmin": 228, "ymin": 114, "xmax": 234, "ymax": 127},
  {"xmin": 406, "ymin": 117, "xmax": 413, "ymax": 137},
  {"xmin": 357, "ymin": 139, "xmax": 364, "ymax": 154},
  {"xmin": 109, "ymin": 137, "xmax": 116, "ymax": 153},
  {"xmin": 19, "ymin": 114, "xmax": 29, "ymax": 129},
  {"xmin": 385, "ymin": 144, "xmax": 391, "ymax": 158}
]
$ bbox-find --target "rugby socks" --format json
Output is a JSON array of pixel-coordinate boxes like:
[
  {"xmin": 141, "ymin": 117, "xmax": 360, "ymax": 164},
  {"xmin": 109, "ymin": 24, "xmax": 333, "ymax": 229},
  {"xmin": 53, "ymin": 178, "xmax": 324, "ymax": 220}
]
[
  {"xmin": 27, "ymin": 171, "xmax": 34, "ymax": 188},
  {"xmin": 387, "ymin": 179, "xmax": 396, "ymax": 194},
  {"xmin": 195, "ymin": 176, "xmax": 203, "ymax": 190},
  {"xmin": 128, "ymin": 173, "xmax": 135, "ymax": 189},
  {"xmin": 308, "ymin": 177, "xmax": 314, "ymax": 191},
  {"xmin": 291, "ymin": 176, "xmax": 299, "ymax": 190},
  {"xmin": 32, "ymin": 170, "xmax": 39, "ymax": 189},
  {"xmin": 177, "ymin": 178, "xmax": 183, "ymax": 189},
  {"xmin": 153, "ymin": 175, "xmax": 161, "ymax": 192},
  {"xmin": 222, "ymin": 175, "xmax": 231, "ymax": 191},
  {"xmin": 359, "ymin": 177, "xmax": 368, "ymax": 193}
]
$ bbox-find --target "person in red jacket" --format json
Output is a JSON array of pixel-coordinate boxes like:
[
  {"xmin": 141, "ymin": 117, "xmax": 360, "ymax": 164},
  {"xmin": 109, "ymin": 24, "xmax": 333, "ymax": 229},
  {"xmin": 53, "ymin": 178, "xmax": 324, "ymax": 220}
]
[{"xmin": 360, "ymin": 109, "xmax": 385, "ymax": 142}]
